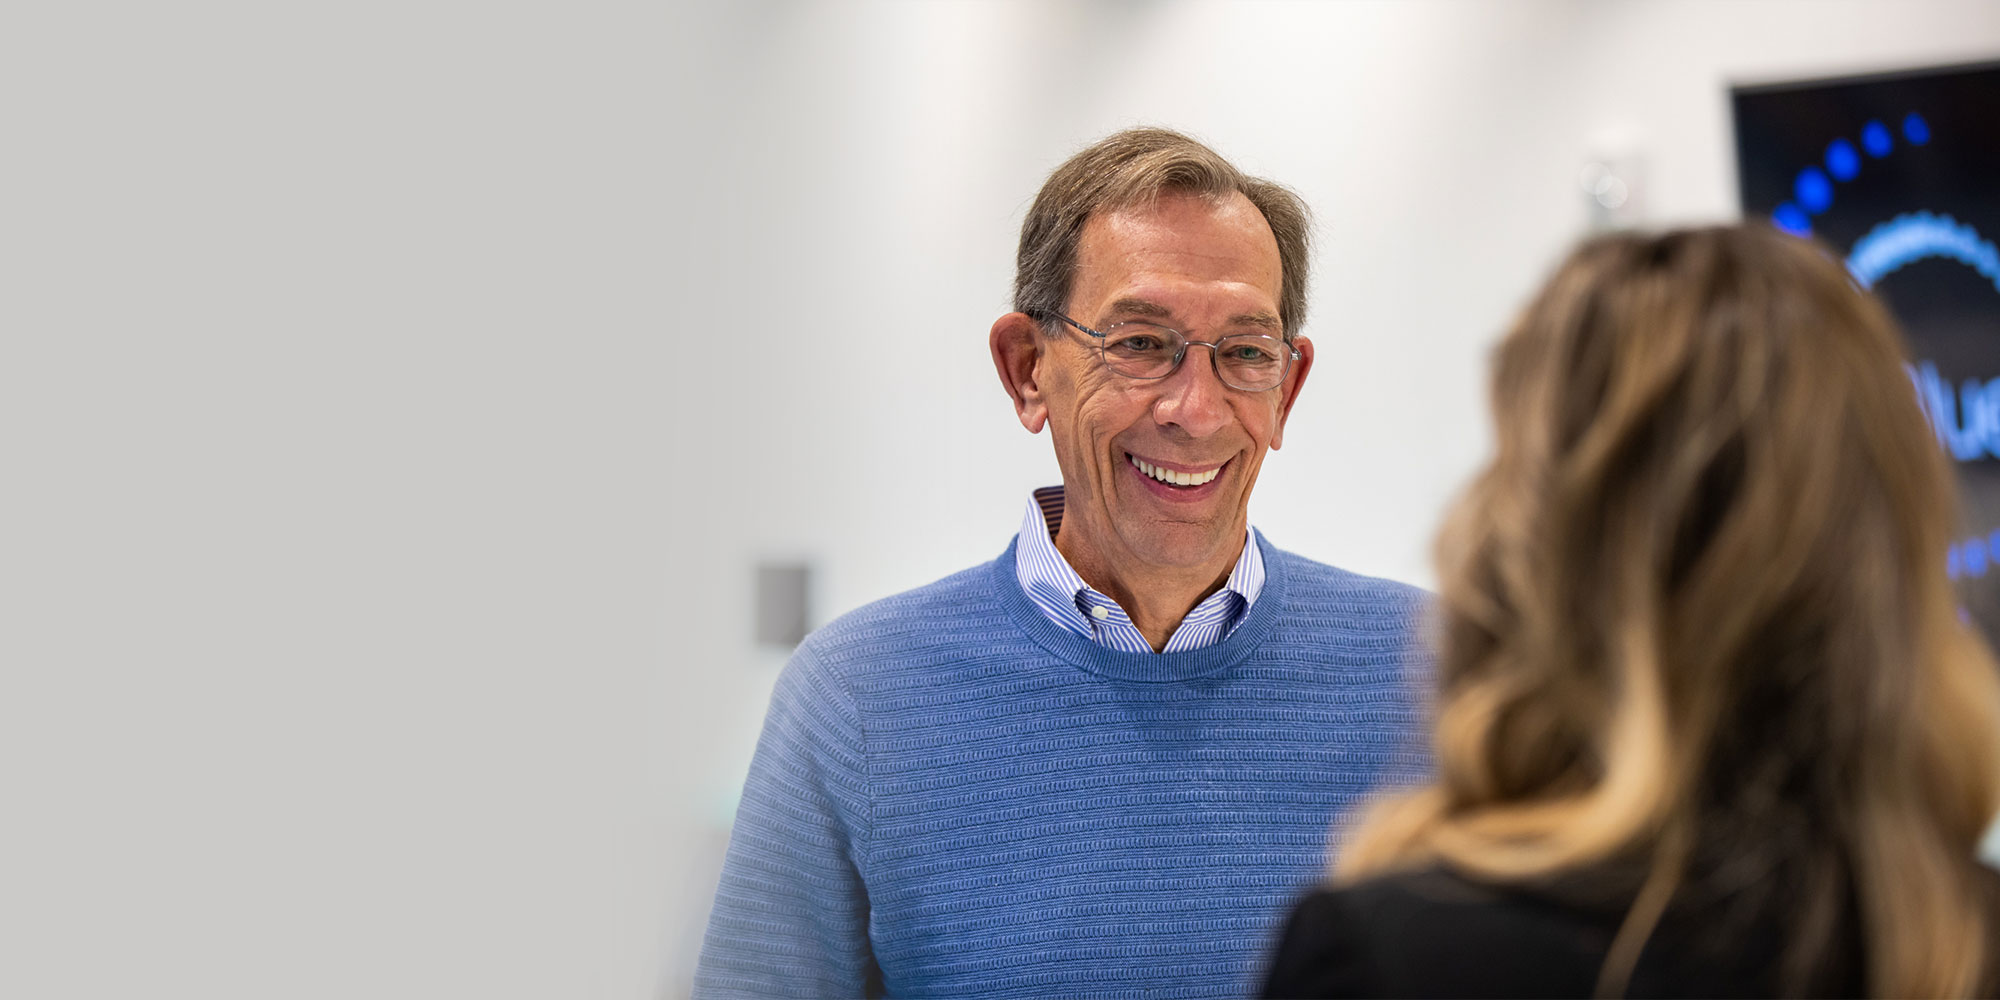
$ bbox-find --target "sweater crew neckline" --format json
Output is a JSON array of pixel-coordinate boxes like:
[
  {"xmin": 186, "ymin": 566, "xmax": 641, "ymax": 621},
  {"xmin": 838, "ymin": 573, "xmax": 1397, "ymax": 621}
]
[{"xmin": 988, "ymin": 529, "xmax": 1291, "ymax": 683}]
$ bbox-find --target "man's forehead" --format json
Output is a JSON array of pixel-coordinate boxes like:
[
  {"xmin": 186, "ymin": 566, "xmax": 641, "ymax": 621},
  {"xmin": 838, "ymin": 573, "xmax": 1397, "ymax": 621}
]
[{"xmin": 1076, "ymin": 191, "xmax": 1279, "ymax": 271}]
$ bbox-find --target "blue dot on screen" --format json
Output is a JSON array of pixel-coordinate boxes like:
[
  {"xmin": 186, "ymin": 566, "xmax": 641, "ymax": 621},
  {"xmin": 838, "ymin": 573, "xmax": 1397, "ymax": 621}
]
[
  {"xmin": 1794, "ymin": 167, "xmax": 1834, "ymax": 214},
  {"xmin": 1825, "ymin": 138, "xmax": 1861, "ymax": 181},
  {"xmin": 1772, "ymin": 203, "xmax": 1812, "ymax": 236},
  {"xmin": 1862, "ymin": 120, "xmax": 1893, "ymax": 157},
  {"xmin": 1905, "ymin": 112, "xmax": 1932, "ymax": 145}
]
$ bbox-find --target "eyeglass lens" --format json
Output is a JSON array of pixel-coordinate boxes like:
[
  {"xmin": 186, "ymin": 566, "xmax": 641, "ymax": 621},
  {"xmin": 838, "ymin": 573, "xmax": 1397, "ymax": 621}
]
[{"xmin": 1099, "ymin": 322, "xmax": 1288, "ymax": 390}]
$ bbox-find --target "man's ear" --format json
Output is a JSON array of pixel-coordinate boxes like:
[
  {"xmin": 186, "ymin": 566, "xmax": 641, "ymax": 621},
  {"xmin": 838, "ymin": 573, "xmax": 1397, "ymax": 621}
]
[
  {"xmin": 991, "ymin": 312, "xmax": 1050, "ymax": 433},
  {"xmin": 1270, "ymin": 335, "xmax": 1313, "ymax": 451}
]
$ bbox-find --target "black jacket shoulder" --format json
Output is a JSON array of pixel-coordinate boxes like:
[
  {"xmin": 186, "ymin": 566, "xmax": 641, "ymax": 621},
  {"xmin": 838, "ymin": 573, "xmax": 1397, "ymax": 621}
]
[{"xmin": 1261, "ymin": 865, "xmax": 1877, "ymax": 999}]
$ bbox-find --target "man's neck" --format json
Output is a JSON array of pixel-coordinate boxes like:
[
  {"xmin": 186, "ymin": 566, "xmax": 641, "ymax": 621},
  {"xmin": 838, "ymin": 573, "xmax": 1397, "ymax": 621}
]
[{"xmin": 1054, "ymin": 525, "xmax": 1243, "ymax": 653}]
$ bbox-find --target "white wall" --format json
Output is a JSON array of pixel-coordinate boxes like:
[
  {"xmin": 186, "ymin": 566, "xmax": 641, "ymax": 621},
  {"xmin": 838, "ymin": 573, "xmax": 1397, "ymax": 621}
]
[{"xmin": 11, "ymin": 2, "xmax": 2000, "ymax": 999}]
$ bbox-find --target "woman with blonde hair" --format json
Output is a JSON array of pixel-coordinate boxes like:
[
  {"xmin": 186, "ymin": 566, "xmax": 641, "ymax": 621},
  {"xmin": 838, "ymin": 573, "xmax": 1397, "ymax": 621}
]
[{"xmin": 1263, "ymin": 225, "xmax": 2000, "ymax": 998}]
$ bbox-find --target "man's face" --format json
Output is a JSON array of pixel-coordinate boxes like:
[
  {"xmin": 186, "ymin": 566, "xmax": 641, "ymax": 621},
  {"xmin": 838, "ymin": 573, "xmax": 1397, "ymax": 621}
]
[{"xmin": 1034, "ymin": 190, "xmax": 1309, "ymax": 577}]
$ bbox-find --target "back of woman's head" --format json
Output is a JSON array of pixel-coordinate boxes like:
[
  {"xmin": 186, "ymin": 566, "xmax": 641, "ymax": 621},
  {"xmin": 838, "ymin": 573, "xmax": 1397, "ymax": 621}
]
[{"xmin": 1340, "ymin": 225, "xmax": 2000, "ymax": 997}]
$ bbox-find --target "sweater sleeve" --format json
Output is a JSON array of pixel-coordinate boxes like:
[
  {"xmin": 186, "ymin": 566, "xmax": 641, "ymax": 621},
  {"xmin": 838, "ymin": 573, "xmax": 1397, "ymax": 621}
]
[{"xmin": 694, "ymin": 645, "xmax": 878, "ymax": 999}]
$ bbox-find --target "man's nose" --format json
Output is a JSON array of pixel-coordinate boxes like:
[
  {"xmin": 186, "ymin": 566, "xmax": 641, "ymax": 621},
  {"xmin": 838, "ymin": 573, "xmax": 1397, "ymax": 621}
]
[{"xmin": 1151, "ymin": 344, "xmax": 1231, "ymax": 438}]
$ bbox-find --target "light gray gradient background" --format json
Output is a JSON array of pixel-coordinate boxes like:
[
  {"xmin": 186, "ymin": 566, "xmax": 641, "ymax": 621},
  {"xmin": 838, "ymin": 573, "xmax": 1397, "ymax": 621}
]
[{"xmin": 9, "ymin": 2, "xmax": 2000, "ymax": 997}]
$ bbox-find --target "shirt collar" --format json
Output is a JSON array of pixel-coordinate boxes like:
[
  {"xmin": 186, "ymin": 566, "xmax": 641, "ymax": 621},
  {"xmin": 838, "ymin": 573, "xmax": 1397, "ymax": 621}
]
[{"xmin": 1013, "ymin": 485, "xmax": 1264, "ymax": 652}]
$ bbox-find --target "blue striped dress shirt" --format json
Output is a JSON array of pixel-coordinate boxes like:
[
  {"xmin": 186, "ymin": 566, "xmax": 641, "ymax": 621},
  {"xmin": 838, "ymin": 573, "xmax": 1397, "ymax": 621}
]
[{"xmin": 1013, "ymin": 485, "xmax": 1265, "ymax": 653}]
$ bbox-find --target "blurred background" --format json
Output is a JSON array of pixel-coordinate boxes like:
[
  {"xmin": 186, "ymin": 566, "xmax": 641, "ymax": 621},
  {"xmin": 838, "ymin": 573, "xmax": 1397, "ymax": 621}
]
[{"xmin": 9, "ymin": 1, "xmax": 2000, "ymax": 997}]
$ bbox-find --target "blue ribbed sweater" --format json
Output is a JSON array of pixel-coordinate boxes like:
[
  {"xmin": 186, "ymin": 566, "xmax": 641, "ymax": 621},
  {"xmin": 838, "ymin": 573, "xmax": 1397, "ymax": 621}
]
[{"xmin": 695, "ymin": 534, "xmax": 1430, "ymax": 999}]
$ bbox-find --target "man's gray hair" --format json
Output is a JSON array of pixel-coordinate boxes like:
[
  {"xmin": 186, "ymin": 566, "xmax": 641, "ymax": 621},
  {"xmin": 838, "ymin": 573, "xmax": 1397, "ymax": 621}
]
[{"xmin": 1013, "ymin": 127, "xmax": 1313, "ymax": 339}]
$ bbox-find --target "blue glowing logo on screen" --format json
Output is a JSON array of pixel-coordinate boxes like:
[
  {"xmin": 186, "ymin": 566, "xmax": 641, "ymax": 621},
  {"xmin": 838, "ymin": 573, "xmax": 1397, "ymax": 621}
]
[
  {"xmin": 1845, "ymin": 213, "xmax": 2000, "ymax": 579},
  {"xmin": 1846, "ymin": 212, "xmax": 2000, "ymax": 466},
  {"xmin": 1770, "ymin": 112, "xmax": 1999, "ymax": 579},
  {"xmin": 1769, "ymin": 112, "xmax": 1932, "ymax": 237}
]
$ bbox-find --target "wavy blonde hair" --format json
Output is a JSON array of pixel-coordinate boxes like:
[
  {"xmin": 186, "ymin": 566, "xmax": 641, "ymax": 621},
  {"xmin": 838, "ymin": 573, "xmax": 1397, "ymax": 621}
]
[{"xmin": 1339, "ymin": 226, "xmax": 2000, "ymax": 997}]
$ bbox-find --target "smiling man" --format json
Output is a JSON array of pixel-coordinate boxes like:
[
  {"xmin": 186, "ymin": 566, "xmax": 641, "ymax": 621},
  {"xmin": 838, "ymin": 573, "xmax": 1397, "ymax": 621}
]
[
  {"xmin": 695, "ymin": 129, "xmax": 1429, "ymax": 999},
  {"xmin": 999, "ymin": 180, "xmax": 1306, "ymax": 656}
]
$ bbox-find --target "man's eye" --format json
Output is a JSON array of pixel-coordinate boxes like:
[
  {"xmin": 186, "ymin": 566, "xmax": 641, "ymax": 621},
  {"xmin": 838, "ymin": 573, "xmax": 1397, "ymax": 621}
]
[{"xmin": 1115, "ymin": 336, "xmax": 1165, "ymax": 353}]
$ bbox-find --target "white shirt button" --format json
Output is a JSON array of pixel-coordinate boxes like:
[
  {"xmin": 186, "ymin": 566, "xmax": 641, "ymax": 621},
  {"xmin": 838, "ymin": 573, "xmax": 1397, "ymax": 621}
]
[{"xmin": 1091, "ymin": 605, "xmax": 1110, "ymax": 620}]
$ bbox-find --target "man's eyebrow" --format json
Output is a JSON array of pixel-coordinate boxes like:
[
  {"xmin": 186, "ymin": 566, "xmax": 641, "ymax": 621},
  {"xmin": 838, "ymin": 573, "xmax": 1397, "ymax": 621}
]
[
  {"xmin": 1101, "ymin": 299, "xmax": 1281, "ymax": 331},
  {"xmin": 1102, "ymin": 298, "xmax": 1174, "ymax": 321}
]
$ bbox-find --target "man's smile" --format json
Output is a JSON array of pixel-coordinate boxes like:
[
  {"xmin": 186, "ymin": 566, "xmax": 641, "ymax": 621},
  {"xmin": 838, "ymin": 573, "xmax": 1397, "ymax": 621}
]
[
  {"xmin": 1124, "ymin": 452, "xmax": 1231, "ymax": 500},
  {"xmin": 1126, "ymin": 452, "xmax": 1226, "ymax": 486}
]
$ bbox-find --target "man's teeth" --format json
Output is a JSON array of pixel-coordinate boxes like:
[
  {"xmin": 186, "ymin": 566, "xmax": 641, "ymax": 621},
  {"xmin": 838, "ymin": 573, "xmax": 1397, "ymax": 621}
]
[{"xmin": 1129, "ymin": 455, "xmax": 1220, "ymax": 487}]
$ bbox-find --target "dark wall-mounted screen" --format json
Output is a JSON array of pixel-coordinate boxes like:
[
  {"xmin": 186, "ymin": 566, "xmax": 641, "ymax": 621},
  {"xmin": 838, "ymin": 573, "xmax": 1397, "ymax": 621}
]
[{"xmin": 1734, "ymin": 60, "xmax": 2000, "ymax": 637}]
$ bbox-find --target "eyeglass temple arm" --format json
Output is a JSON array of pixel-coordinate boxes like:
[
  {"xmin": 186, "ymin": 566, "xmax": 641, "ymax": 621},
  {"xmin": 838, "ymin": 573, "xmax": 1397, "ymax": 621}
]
[{"xmin": 1030, "ymin": 309, "xmax": 1104, "ymax": 339}]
